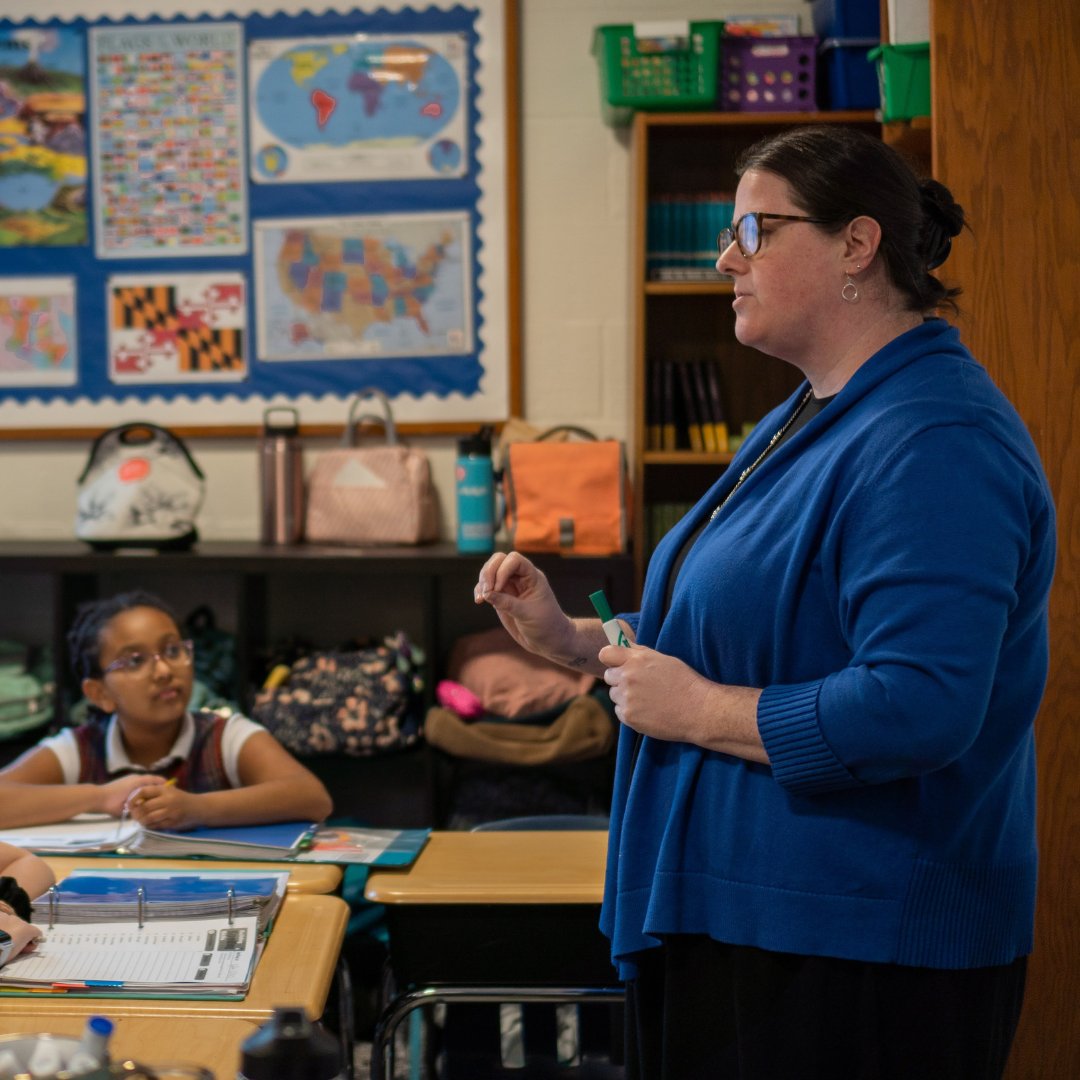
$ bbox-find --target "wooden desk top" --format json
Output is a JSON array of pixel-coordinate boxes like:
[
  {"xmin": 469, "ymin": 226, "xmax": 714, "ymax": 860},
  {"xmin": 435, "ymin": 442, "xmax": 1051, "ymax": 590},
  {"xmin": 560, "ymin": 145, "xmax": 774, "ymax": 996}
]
[
  {"xmin": 44, "ymin": 855, "xmax": 342, "ymax": 895},
  {"xmin": 365, "ymin": 830, "xmax": 608, "ymax": 905},
  {"xmin": 1, "ymin": 892, "xmax": 348, "ymax": 1022},
  {"xmin": 0, "ymin": 1013, "xmax": 257, "ymax": 1078}
]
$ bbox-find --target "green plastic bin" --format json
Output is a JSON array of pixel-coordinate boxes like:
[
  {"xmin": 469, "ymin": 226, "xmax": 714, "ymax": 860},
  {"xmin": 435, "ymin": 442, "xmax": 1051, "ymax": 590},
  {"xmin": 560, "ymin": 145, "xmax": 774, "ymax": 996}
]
[
  {"xmin": 592, "ymin": 21, "xmax": 724, "ymax": 125},
  {"xmin": 868, "ymin": 41, "xmax": 930, "ymax": 121}
]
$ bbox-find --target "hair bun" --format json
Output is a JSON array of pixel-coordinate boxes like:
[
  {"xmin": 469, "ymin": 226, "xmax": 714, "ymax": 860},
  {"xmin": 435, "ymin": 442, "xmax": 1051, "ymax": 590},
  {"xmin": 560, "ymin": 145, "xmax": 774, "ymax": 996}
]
[
  {"xmin": 0, "ymin": 875, "xmax": 32, "ymax": 921},
  {"xmin": 919, "ymin": 179, "xmax": 965, "ymax": 270}
]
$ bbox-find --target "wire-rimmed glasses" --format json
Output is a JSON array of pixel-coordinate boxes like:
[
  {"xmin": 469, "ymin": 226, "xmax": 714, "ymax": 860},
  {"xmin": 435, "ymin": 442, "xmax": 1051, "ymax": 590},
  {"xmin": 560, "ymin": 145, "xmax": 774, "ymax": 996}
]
[{"xmin": 101, "ymin": 640, "xmax": 195, "ymax": 678}]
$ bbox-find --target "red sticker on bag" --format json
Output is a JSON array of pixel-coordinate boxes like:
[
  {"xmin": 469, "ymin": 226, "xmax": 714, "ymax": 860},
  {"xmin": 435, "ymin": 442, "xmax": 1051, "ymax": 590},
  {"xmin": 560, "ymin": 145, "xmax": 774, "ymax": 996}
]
[{"xmin": 118, "ymin": 457, "xmax": 151, "ymax": 483}]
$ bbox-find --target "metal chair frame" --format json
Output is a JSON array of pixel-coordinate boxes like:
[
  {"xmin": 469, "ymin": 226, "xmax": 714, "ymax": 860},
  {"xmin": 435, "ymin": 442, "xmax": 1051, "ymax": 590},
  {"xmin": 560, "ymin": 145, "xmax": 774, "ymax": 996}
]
[{"xmin": 371, "ymin": 984, "xmax": 625, "ymax": 1080}]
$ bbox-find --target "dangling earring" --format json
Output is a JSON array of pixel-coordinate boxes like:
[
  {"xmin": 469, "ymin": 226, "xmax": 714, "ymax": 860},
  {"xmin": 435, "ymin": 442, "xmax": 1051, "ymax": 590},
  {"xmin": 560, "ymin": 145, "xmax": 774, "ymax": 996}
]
[{"xmin": 841, "ymin": 274, "xmax": 859, "ymax": 303}]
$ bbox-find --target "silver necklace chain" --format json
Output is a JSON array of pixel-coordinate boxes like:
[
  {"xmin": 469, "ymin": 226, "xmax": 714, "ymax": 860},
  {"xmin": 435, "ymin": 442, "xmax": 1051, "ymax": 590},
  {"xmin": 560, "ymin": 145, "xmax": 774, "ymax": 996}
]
[{"xmin": 710, "ymin": 388, "xmax": 814, "ymax": 521}]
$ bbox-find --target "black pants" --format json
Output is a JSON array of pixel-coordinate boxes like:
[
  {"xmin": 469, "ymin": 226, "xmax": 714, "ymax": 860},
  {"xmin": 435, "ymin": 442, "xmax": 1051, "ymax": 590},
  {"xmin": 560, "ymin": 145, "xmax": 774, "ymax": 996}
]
[{"xmin": 625, "ymin": 936, "xmax": 1027, "ymax": 1080}]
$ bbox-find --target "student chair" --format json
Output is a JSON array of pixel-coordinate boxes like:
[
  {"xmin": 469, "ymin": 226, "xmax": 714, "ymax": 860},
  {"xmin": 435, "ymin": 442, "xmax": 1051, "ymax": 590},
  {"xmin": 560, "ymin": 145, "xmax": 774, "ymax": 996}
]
[
  {"xmin": 471, "ymin": 814, "xmax": 610, "ymax": 832},
  {"xmin": 411, "ymin": 815, "xmax": 622, "ymax": 1080}
]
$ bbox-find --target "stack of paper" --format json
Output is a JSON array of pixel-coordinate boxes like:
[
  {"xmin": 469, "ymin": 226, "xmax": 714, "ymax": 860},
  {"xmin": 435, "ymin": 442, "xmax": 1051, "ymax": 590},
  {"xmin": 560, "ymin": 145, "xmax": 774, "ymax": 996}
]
[
  {"xmin": 125, "ymin": 820, "xmax": 316, "ymax": 859},
  {"xmin": 30, "ymin": 868, "xmax": 289, "ymax": 933}
]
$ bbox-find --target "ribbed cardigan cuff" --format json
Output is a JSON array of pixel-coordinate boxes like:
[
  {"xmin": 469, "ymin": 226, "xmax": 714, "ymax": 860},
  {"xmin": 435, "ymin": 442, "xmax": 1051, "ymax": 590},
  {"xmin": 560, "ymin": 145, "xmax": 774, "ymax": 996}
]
[{"xmin": 757, "ymin": 681, "xmax": 859, "ymax": 795}]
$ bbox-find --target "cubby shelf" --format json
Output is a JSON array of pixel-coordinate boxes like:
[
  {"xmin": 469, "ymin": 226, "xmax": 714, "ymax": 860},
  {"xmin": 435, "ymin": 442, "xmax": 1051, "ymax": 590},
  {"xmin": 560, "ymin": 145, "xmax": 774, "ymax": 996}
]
[{"xmin": 0, "ymin": 541, "xmax": 635, "ymax": 826}]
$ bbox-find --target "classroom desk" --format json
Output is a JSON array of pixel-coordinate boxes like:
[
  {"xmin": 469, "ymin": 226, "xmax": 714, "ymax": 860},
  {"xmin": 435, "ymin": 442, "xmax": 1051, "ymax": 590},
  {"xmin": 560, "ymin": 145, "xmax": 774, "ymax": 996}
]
[
  {"xmin": 1, "ymin": 892, "xmax": 348, "ymax": 1022},
  {"xmin": 366, "ymin": 830, "xmax": 607, "ymax": 905},
  {"xmin": 365, "ymin": 831, "xmax": 622, "ymax": 1080},
  {"xmin": 0, "ymin": 892, "xmax": 349, "ymax": 1075},
  {"xmin": 0, "ymin": 1013, "xmax": 258, "ymax": 1078},
  {"xmin": 44, "ymin": 855, "xmax": 343, "ymax": 895}
]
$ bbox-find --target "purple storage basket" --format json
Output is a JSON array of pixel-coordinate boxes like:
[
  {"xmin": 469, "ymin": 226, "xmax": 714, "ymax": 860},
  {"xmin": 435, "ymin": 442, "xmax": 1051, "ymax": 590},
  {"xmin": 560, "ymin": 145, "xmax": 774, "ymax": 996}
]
[{"xmin": 721, "ymin": 35, "xmax": 817, "ymax": 111}]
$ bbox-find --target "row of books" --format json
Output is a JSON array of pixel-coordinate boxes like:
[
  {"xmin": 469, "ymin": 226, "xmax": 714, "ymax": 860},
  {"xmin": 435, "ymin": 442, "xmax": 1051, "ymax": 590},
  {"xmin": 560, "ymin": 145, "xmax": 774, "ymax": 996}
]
[
  {"xmin": 647, "ymin": 358, "xmax": 730, "ymax": 453},
  {"xmin": 646, "ymin": 194, "xmax": 735, "ymax": 280}
]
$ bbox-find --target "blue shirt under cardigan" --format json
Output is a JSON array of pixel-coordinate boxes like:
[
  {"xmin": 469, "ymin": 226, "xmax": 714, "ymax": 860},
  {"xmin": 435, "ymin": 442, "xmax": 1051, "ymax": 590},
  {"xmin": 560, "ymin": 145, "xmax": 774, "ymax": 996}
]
[{"xmin": 601, "ymin": 320, "xmax": 1056, "ymax": 975}]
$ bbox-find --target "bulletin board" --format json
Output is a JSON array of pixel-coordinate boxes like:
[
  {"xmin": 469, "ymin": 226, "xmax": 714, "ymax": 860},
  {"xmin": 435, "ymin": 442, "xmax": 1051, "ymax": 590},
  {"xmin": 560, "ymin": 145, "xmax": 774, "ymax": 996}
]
[{"xmin": 0, "ymin": 0, "xmax": 520, "ymax": 437}]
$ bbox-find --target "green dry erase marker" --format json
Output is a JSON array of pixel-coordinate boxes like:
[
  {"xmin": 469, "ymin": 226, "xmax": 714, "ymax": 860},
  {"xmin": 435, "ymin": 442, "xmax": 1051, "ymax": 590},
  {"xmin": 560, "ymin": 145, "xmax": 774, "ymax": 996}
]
[{"xmin": 589, "ymin": 590, "xmax": 630, "ymax": 647}]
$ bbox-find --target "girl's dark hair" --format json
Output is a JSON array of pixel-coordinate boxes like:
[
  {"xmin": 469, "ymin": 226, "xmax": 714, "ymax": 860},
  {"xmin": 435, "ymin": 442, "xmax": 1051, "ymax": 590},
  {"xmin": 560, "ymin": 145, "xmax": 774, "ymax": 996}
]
[
  {"xmin": 67, "ymin": 590, "xmax": 179, "ymax": 681},
  {"xmin": 0, "ymin": 875, "xmax": 32, "ymax": 921},
  {"xmin": 735, "ymin": 125, "xmax": 967, "ymax": 315}
]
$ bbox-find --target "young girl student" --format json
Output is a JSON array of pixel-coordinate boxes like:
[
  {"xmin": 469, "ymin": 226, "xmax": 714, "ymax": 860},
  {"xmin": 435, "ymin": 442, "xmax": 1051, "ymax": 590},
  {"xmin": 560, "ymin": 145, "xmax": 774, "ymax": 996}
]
[{"xmin": 0, "ymin": 591, "xmax": 332, "ymax": 831}]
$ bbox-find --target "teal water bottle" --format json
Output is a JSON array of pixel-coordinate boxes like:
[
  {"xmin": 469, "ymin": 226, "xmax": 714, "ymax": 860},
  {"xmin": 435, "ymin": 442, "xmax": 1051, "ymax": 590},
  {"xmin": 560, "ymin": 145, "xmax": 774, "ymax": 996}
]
[{"xmin": 456, "ymin": 426, "xmax": 495, "ymax": 554}]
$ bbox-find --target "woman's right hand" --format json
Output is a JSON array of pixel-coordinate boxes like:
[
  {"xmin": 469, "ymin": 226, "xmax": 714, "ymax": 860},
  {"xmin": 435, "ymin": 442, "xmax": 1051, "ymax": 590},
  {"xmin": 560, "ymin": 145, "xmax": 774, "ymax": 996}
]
[{"xmin": 474, "ymin": 551, "xmax": 575, "ymax": 660}]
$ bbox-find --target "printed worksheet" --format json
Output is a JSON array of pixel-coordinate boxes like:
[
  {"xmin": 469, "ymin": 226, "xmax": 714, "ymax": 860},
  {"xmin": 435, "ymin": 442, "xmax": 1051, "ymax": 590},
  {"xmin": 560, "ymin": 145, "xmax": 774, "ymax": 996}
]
[{"xmin": 0, "ymin": 915, "xmax": 259, "ymax": 994}]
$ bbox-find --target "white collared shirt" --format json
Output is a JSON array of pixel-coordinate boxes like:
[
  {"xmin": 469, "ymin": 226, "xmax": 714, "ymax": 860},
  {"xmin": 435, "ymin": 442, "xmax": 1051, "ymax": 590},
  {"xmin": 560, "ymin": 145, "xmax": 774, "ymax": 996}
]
[{"xmin": 38, "ymin": 711, "xmax": 263, "ymax": 787}]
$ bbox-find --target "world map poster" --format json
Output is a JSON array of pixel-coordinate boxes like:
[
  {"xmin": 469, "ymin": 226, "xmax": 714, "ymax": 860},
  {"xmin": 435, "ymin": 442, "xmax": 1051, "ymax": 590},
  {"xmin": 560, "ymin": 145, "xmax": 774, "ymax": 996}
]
[
  {"xmin": 254, "ymin": 211, "xmax": 472, "ymax": 362},
  {"xmin": 247, "ymin": 32, "xmax": 468, "ymax": 183}
]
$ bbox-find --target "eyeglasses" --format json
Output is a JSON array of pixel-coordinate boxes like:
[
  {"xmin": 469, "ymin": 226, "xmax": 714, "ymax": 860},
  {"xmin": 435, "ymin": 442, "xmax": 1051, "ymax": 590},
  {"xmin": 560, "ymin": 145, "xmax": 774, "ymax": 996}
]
[
  {"xmin": 101, "ymin": 640, "xmax": 194, "ymax": 678},
  {"xmin": 717, "ymin": 212, "xmax": 831, "ymax": 258}
]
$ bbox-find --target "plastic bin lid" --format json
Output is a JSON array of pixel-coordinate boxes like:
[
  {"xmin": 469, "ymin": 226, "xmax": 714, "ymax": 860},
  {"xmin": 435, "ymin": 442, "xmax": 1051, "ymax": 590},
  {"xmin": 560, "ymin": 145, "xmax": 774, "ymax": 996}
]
[{"xmin": 867, "ymin": 41, "xmax": 930, "ymax": 60}]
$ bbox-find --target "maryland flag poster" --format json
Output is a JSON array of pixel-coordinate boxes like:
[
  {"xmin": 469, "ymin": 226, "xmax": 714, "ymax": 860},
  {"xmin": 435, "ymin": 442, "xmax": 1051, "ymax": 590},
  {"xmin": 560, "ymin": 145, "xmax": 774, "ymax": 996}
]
[{"xmin": 107, "ymin": 272, "xmax": 247, "ymax": 384}]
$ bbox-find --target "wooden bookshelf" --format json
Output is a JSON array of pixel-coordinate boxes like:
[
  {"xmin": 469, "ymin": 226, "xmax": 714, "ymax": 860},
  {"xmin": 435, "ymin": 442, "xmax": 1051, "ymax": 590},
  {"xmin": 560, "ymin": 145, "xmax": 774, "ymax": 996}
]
[{"xmin": 630, "ymin": 110, "xmax": 881, "ymax": 590}]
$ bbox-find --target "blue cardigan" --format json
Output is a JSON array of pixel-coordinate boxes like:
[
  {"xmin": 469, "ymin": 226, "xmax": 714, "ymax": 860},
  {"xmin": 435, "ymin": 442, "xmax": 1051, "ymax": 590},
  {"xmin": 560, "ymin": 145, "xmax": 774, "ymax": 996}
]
[{"xmin": 601, "ymin": 320, "xmax": 1056, "ymax": 974}]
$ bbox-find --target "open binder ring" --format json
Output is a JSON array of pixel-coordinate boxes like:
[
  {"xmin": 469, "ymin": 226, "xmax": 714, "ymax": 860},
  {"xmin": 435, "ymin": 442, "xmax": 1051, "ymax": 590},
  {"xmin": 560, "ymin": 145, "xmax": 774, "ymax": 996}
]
[{"xmin": 41, "ymin": 881, "xmax": 238, "ymax": 930}]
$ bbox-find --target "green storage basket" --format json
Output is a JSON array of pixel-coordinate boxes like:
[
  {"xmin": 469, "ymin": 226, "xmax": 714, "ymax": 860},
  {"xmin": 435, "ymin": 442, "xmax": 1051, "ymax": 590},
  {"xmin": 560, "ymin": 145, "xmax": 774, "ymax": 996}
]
[
  {"xmin": 868, "ymin": 41, "xmax": 930, "ymax": 121},
  {"xmin": 592, "ymin": 21, "xmax": 724, "ymax": 124}
]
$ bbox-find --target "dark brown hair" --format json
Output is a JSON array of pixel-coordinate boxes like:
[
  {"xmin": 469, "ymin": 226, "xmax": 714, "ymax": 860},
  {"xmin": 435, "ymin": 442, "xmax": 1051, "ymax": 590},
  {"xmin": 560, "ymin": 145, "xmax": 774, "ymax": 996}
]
[
  {"xmin": 736, "ymin": 125, "xmax": 966, "ymax": 314},
  {"xmin": 67, "ymin": 590, "xmax": 179, "ymax": 680}
]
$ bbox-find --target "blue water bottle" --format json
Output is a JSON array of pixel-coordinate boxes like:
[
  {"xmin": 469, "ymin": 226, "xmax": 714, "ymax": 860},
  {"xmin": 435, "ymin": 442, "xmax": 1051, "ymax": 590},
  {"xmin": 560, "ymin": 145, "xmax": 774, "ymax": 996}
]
[{"xmin": 456, "ymin": 426, "xmax": 495, "ymax": 554}]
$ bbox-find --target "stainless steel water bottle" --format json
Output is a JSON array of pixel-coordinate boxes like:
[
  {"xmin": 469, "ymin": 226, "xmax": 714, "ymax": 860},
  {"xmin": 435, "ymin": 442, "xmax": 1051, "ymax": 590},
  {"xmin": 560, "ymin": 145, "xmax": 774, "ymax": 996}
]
[{"xmin": 259, "ymin": 406, "xmax": 304, "ymax": 545}]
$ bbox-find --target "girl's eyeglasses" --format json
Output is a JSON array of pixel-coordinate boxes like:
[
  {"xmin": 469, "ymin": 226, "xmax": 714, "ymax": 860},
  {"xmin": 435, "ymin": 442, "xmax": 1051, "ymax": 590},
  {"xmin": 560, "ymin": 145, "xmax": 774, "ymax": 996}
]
[
  {"xmin": 101, "ymin": 640, "xmax": 194, "ymax": 678},
  {"xmin": 717, "ymin": 212, "xmax": 830, "ymax": 258}
]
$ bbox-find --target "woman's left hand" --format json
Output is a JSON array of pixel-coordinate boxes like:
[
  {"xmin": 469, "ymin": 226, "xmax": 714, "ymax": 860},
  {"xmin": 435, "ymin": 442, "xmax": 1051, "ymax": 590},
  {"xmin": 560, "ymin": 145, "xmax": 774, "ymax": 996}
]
[
  {"xmin": 126, "ymin": 783, "xmax": 202, "ymax": 831},
  {"xmin": 0, "ymin": 908, "xmax": 44, "ymax": 965},
  {"xmin": 599, "ymin": 644, "xmax": 768, "ymax": 762},
  {"xmin": 599, "ymin": 643, "xmax": 712, "ymax": 743}
]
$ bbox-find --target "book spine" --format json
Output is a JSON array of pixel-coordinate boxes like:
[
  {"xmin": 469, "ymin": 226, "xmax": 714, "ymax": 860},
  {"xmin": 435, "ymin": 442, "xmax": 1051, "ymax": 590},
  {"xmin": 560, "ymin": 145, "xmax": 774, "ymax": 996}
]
[
  {"xmin": 704, "ymin": 362, "xmax": 729, "ymax": 452},
  {"xmin": 690, "ymin": 360, "xmax": 718, "ymax": 452},
  {"xmin": 661, "ymin": 360, "xmax": 677, "ymax": 451},
  {"xmin": 675, "ymin": 361, "xmax": 703, "ymax": 451},
  {"xmin": 647, "ymin": 360, "xmax": 662, "ymax": 450}
]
